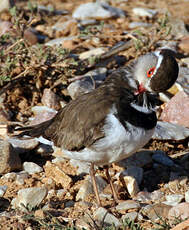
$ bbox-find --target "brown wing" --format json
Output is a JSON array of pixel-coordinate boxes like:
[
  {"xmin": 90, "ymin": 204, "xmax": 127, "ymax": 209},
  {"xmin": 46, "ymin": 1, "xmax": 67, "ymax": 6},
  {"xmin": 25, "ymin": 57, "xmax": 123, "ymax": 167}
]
[{"xmin": 44, "ymin": 88, "xmax": 114, "ymax": 150}]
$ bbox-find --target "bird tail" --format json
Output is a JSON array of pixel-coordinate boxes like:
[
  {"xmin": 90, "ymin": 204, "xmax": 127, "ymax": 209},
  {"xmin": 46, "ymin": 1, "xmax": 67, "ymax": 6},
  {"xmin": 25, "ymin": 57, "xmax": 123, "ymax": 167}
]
[{"xmin": 10, "ymin": 119, "xmax": 54, "ymax": 139}]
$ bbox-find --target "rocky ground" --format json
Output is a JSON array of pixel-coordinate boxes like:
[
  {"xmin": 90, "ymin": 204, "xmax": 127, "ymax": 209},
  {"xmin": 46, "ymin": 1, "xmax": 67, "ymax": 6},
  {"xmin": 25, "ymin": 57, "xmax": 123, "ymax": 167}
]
[{"xmin": 0, "ymin": 0, "xmax": 189, "ymax": 229}]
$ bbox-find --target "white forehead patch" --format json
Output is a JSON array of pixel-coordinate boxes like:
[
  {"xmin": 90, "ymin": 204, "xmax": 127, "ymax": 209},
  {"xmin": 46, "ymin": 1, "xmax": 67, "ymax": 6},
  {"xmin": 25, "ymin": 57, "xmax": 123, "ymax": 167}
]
[{"xmin": 152, "ymin": 51, "xmax": 163, "ymax": 77}]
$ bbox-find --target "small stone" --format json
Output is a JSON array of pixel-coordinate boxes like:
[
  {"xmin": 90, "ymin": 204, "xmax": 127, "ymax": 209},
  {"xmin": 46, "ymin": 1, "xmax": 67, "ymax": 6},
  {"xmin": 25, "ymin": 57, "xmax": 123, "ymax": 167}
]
[
  {"xmin": 129, "ymin": 22, "xmax": 152, "ymax": 29},
  {"xmin": 170, "ymin": 19, "xmax": 189, "ymax": 39},
  {"xmin": 179, "ymin": 36, "xmax": 189, "ymax": 54},
  {"xmin": 177, "ymin": 67, "xmax": 189, "ymax": 95},
  {"xmin": 30, "ymin": 106, "xmax": 57, "ymax": 126},
  {"xmin": 122, "ymin": 212, "xmax": 138, "ymax": 222},
  {"xmin": 69, "ymin": 159, "xmax": 90, "ymax": 175},
  {"xmin": 152, "ymin": 150, "xmax": 174, "ymax": 167},
  {"xmin": 0, "ymin": 0, "xmax": 14, "ymax": 12},
  {"xmin": 1, "ymin": 172, "xmax": 16, "ymax": 181},
  {"xmin": 120, "ymin": 166, "xmax": 143, "ymax": 185},
  {"xmin": 44, "ymin": 161, "xmax": 72, "ymax": 189},
  {"xmin": 73, "ymin": 2, "xmax": 125, "ymax": 20},
  {"xmin": 0, "ymin": 186, "xmax": 7, "ymax": 197},
  {"xmin": 141, "ymin": 203, "xmax": 172, "ymax": 221},
  {"xmin": 116, "ymin": 200, "xmax": 140, "ymax": 212},
  {"xmin": 163, "ymin": 194, "xmax": 184, "ymax": 206},
  {"xmin": 0, "ymin": 21, "xmax": 12, "ymax": 36},
  {"xmin": 23, "ymin": 28, "xmax": 38, "ymax": 45},
  {"xmin": 153, "ymin": 121, "xmax": 189, "ymax": 140},
  {"xmin": 9, "ymin": 138, "xmax": 39, "ymax": 151},
  {"xmin": 23, "ymin": 162, "xmax": 43, "ymax": 175},
  {"xmin": 94, "ymin": 207, "xmax": 121, "ymax": 227},
  {"xmin": 45, "ymin": 36, "xmax": 77, "ymax": 47},
  {"xmin": 67, "ymin": 67, "xmax": 107, "ymax": 99},
  {"xmin": 171, "ymin": 218, "xmax": 189, "ymax": 230},
  {"xmin": 41, "ymin": 88, "xmax": 61, "ymax": 110},
  {"xmin": 134, "ymin": 190, "xmax": 164, "ymax": 202},
  {"xmin": 161, "ymin": 91, "xmax": 189, "ymax": 128},
  {"xmin": 79, "ymin": 48, "xmax": 107, "ymax": 60},
  {"xmin": 185, "ymin": 191, "xmax": 189, "ymax": 202},
  {"xmin": 16, "ymin": 171, "xmax": 29, "ymax": 185},
  {"xmin": 11, "ymin": 187, "xmax": 47, "ymax": 212},
  {"xmin": 132, "ymin": 7, "xmax": 157, "ymax": 18},
  {"xmin": 76, "ymin": 175, "xmax": 107, "ymax": 201},
  {"xmin": 168, "ymin": 202, "xmax": 189, "ymax": 221},
  {"xmin": 121, "ymin": 176, "xmax": 140, "ymax": 197},
  {"xmin": 34, "ymin": 209, "xmax": 45, "ymax": 219},
  {"xmin": 0, "ymin": 139, "xmax": 22, "ymax": 174}
]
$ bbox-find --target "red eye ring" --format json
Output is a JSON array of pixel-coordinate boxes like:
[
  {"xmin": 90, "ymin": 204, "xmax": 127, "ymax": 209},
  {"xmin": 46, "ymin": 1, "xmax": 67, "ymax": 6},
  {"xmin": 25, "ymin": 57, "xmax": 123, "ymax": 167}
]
[{"xmin": 147, "ymin": 67, "xmax": 155, "ymax": 78}]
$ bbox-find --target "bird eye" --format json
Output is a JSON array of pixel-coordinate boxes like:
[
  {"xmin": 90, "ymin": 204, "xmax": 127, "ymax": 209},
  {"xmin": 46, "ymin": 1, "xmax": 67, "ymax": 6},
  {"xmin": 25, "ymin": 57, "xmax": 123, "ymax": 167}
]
[{"xmin": 147, "ymin": 67, "xmax": 155, "ymax": 78}]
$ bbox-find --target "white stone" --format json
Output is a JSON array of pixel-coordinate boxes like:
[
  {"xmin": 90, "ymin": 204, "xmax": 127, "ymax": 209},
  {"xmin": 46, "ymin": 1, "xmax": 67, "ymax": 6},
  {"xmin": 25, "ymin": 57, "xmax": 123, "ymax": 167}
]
[
  {"xmin": 0, "ymin": 185, "xmax": 7, "ymax": 197},
  {"xmin": 162, "ymin": 194, "xmax": 184, "ymax": 206},
  {"xmin": 185, "ymin": 191, "xmax": 189, "ymax": 202},
  {"xmin": 94, "ymin": 207, "xmax": 121, "ymax": 227},
  {"xmin": 79, "ymin": 48, "xmax": 107, "ymax": 60},
  {"xmin": 132, "ymin": 7, "xmax": 157, "ymax": 18},
  {"xmin": 122, "ymin": 176, "xmax": 140, "ymax": 197},
  {"xmin": 116, "ymin": 200, "xmax": 140, "ymax": 211},
  {"xmin": 23, "ymin": 162, "xmax": 43, "ymax": 175},
  {"xmin": 11, "ymin": 187, "xmax": 47, "ymax": 211},
  {"xmin": 122, "ymin": 212, "xmax": 138, "ymax": 221},
  {"xmin": 73, "ymin": 2, "xmax": 125, "ymax": 20}
]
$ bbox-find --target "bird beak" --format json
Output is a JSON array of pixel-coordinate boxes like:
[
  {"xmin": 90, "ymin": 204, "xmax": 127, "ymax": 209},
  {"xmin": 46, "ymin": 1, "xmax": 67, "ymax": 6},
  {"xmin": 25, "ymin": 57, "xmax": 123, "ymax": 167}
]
[{"xmin": 134, "ymin": 83, "xmax": 146, "ymax": 95}]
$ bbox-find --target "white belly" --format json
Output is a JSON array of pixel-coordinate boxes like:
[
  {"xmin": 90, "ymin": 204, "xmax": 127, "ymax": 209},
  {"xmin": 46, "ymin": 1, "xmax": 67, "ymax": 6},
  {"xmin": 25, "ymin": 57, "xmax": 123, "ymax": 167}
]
[{"xmin": 62, "ymin": 113, "xmax": 154, "ymax": 166}]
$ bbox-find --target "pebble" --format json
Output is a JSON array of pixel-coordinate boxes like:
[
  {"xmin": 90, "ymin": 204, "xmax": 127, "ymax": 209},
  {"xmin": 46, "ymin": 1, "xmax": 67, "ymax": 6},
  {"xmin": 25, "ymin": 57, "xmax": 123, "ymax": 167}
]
[
  {"xmin": 76, "ymin": 175, "xmax": 107, "ymax": 201},
  {"xmin": 177, "ymin": 66, "xmax": 189, "ymax": 95},
  {"xmin": 41, "ymin": 88, "xmax": 61, "ymax": 110},
  {"xmin": 67, "ymin": 67, "xmax": 107, "ymax": 99},
  {"xmin": 141, "ymin": 203, "xmax": 172, "ymax": 221},
  {"xmin": 185, "ymin": 191, "xmax": 189, "ymax": 202},
  {"xmin": 8, "ymin": 138, "xmax": 39, "ymax": 151},
  {"xmin": 30, "ymin": 106, "xmax": 57, "ymax": 126},
  {"xmin": 160, "ymin": 91, "xmax": 189, "ymax": 128},
  {"xmin": 134, "ymin": 190, "xmax": 164, "ymax": 202},
  {"xmin": 170, "ymin": 19, "xmax": 189, "ymax": 39},
  {"xmin": 118, "ymin": 150, "xmax": 152, "ymax": 168},
  {"xmin": 129, "ymin": 22, "xmax": 152, "ymax": 29},
  {"xmin": 79, "ymin": 47, "xmax": 107, "ymax": 60},
  {"xmin": 121, "ymin": 212, "xmax": 138, "ymax": 222},
  {"xmin": 152, "ymin": 121, "xmax": 189, "ymax": 140},
  {"xmin": 132, "ymin": 7, "xmax": 157, "ymax": 18},
  {"xmin": 168, "ymin": 202, "xmax": 189, "ymax": 221},
  {"xmin": 69, "ymin": 159, "xmax": 90, "ymax": 175},
  {"xmin": 0, "ymin": 0, "xmax": 14, "ymax": 12},
  {"xmin": 120, "ymin": 166, "xmax": 143, "ymax": 185},
  {"xmin": 0, "ymin": 186, "xmax": 7, "ymax": 197},
  {"xmin": 44, "ymin": 161, "xmax": 72, "ymax": 189},
  {"xmin": 15, "ymin": 171, "xmax": 29, "ymax": 185},
  {"xmin": 94, "ymin": 207, "xmax": 121, "ymax": 227},
  {"xmin": 11, "ymin": 187, "xmax": 47, "ymax": 212},
  {"xmin": 45, "ymin": 36, "xmax": 77, "ymax": 46},
  {"xmin": 152, "ymin": 150, "xmax": 174, "ymax": 167},
  {"xmin": 1, "ymin": 172, "xmax": 16, "ymax": 181},
  {"xmin": 121, "ymin": 176, "xmax": 140, "ymax": 197},
  {"xmin": 171, "ymin": 218, "xmax": 189, "ymax": 230},
  {"xmin": 0, "ymin": 139, "xmax": 22, "ymax": 174},
  {"xmin": 163, "ymin": 194, "xmax": 184, "ymax": 206},
  {"xmin": 23, "ymin": 162, "xmax": 43, "ymax": 175},
  {"xmin": 73, "ymin": 2, "xmax": 125, "ymax": 20},
  {"xmin": 0, "ymin": 21, "xmax": 12, "ymax": 36},
  {"xmin": 116, "ymin": 200, "xmax": 140, "ymax": 212}
]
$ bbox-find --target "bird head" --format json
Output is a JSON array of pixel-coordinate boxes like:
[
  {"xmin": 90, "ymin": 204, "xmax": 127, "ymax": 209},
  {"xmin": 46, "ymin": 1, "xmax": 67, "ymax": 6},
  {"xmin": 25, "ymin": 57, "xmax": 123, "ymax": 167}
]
[{"xmin": 133, "ymin": 49, "xmax": 179, "ymax": 94}]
